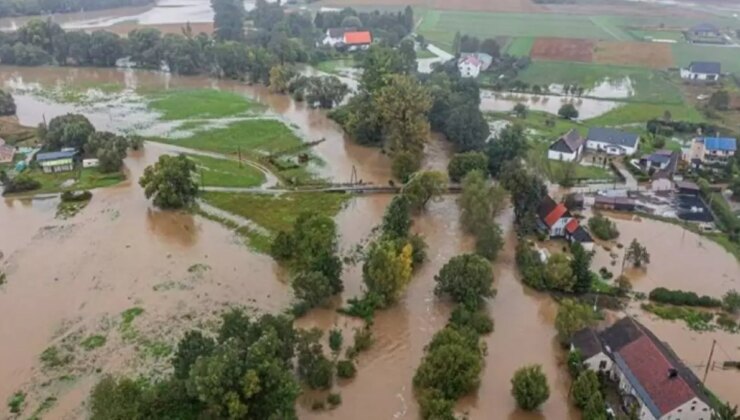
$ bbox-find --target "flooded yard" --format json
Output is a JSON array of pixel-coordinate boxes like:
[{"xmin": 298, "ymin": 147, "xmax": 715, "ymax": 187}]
[{"xmin": 480, "ymin": 90, "xmax": 623, "ymax": 120}]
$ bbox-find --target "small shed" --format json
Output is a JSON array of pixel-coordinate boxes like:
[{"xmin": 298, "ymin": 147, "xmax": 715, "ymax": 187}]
[
  {"xmin": 83, "ymin": 158, "xmax": 100, "ymax": 168},
  {"xmin": 675, "ymin": 180, "xmax": 700, "ymax": 195}
]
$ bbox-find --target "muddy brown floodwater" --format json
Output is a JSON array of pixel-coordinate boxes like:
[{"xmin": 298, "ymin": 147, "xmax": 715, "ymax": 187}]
[{"xmin": 0, "ymin": 64, "xmax": 576, "ymax": 418}]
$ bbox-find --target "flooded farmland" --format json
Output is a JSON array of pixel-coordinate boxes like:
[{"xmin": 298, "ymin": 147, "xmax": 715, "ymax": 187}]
[
  {"xmin": 0, "ymin": 63, "xmax": 738, "ymax": 418},
  {"xmin": 480, "ymin": 90, "xmax": 623, "ymax": 120}
]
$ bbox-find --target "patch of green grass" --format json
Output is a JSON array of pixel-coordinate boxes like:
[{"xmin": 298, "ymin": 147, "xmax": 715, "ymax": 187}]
[
  {"xmin": 516, "ymin": 61, "xmax": 684, "ymax": 104},
  {"xmin": 137, "ymin": 338, "xmax": 173, "ymax": 360},
  {"xmin": 672, "ymin": 44, "xmax": 740, "ymax": 74},
  {"xmin": 641, "ymin": 302, "xmax": 715, "ymax": 331},
  {"xmin": 505, "ymin": 37, "xmax": 534, "ymax": 57},
  {"xmin": 28, "ymin": 396, "xmax": 57, "ymax": 420},
  {"xmin": 16, "ymin": 167, "xmax": 125, "ymax": 195},
  {"xmin": 148, "ymin": 89, "xmax": 259, "ymax": 120},
  {"xmin": 629, "ymin": 29, "xmax": 685, "ymax": 42},
  {"xmin": 120, "ymin": 307, "xmax": 144, "ymax": 341},
  {"xmin": 40, "ymin": 346, "xmax": 73, "ymax": 369},
  {"xmin": 201, "ymin": 192, "xmax": 350, "ymax": 235},
  {"xmin": 8, "ymin": 391, "xmax": 25, "ymax": 414},
  {"xmin": 586, "ymin": 102, "xmax": 705, "ymax": 126},
  {"xmin": 152, "ymin": 119, "xmax": 304, "ymax": 158},
  {"xmin": 487, "ymin": 110, "xmax": 580, "ymax": 140},
  {"xmin": 188, "ymin": 155, "xmax": 266, "ymax": 188},
  {"xmin": 548, "ymin": 159, "xmax": 616, "ymax": 182},
  {"xmin": 80, "ymin": 335, "xmax": 106, "ymax": 351},
  {"xmin": 316, "ymin": 59, "xmax": 358, "ymax": 75}
]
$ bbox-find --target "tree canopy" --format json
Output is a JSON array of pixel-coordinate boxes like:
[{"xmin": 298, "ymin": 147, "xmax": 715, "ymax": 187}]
[
  {"xmin": 434, "ymin": 254, "xmax": 495, "ymax": 309},
  {"xmin": 44, "ymin": 113, "xmax": 95, "ymax": 151},
  {"xmin": 447, "ymin": 151, "xmax": 488, "ymax": 183},
  {"xmin": 510, "ymin": 364, "xmax": 550, "ymax": 411},
  {"xmin": 0, "ymin": 89, "xmax": 16, "ymax": 116},
  {"xmin": 139, "ymin": 154, "xmax": 199, "ymax": 209},
  {"xmin": 402, "ymin": 171, "xmax": 448, "ymax": 211}
]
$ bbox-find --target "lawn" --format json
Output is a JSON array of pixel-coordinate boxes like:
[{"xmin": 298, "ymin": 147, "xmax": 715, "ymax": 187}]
[
  {"xmin": 487, "ymin": 110, "xmax": 580, "ymax": 140},
  {"xmin": 527, "ymin": 140, "xmax": 616, "ymax": 183},
  {"xmin": 416, "ymin": 9, "xmax": 620, "ymax": 51},
  {"xmin": 672, "ymin": 44, "xmax": 740, "ymax": 74},
  {"xmin": 147, "ymin": 89, "xmax": 260, "ymax": 120},
  {"xmin": 153, "ymin": 119, "xmax": 304, "ymax": 157},
  {"xmin": 188, "ymin": 155, "xmax": 266, "ymax": 188},
  {"xmin": 315, "ymin": 59, "xmax": 358, "ymax": 75},
  {"xmin": 505, "ymin": 37, "xmax": 534, "ymax": 57},
  {"xmin": 628, "ymin": 29, "xmax": 685, "ymax": 42},
  {"xmin": 586, "ymin": 102, "xmax": 705, "ymax": 126},
  {"xmin": 516, "ymin": 61, "xmax": 684, "ymax": 104},
  {"xmin": 201, "ymin": 191, "xmax": 350, "ymax": 234},
  {"xmin": 18, "ymin": 167, "xmax": 126, "ymax": 195}
]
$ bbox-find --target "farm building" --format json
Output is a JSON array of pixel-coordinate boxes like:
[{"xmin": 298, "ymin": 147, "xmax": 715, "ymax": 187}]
[
  {"xmin": 689, "ymin": 23, "xmax": 721, "ymax": 38},
  {"xmin": 321, "ymin": 28, "xmax": 372, "ymax": 51},
  {"xmin": 36, "ymin": 150, "xmax": 77, "ymax": 174},
  {"xmin": 594, "ymin": 196, "xmax": 636, "ymax": 212},
  {"xmin": 83, "ymin": 158, "xmax": 100, "ymax": 168},
  {"xmin": 680, "ymin": 61, "xmax": 721, "ymax": 81},
  {"xmin": 572, "ymin": 317, "xmax": 713, "ymax": 420},
  {"xmin": 0, "ymin": 137, "xmax": 15, "ymax": 164},
  {"xmin": 536, "ymin": 195, "xmax": 593, "ymax": 250},
  {"xmin": 684, "ymin": 136, "xmax": 736, "ymax": 163},
  {"xmin": 548, "ymin": 129, "xmax": 585, "ymax": 162},
  {"xmin": 586, "ymin": 128, "xmax": 640, "ymax": 156},
  {"xmin": 458, "ymin": 55, "xmax": 483, "ymax": 78}
]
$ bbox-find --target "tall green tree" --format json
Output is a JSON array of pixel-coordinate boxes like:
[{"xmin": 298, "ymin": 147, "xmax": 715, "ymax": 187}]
[
  {"xmin": 0, "ymin": 89, "xmax": 15, "ymax": 116},
  {"xmin": 625, "ymin": 239, "xmax": 650, "ymax": 268},
  {"xmin": 582, "ymin": 391, "xmax": 607, "ymax": 420},
  {"xmin": 487, "ymin": 124, "xmax": 528, "ymax": 176},
  {"xmin": 555, "ymin": 299, "xmax": 597, "ymax": 345},
  {"xmin": 212, "ymin": 0, "xmax": 245, "ymax": 41},
  {"xmin": 139, "ymin": 154, "xmax": 199, "ymax": 209},
  {"xmin": 571, "ymin": 243, "xmax": 593, "ymax": 294},
  {"xmin": 447, "ymin": 151, "xmax": 488, "ymax": 183},
  {"xmin": 500, "ymin": 161, "xmax": 545, "ymax": 234},
  {"xmin": 434, "ymin": 254, "xmax": 494, "ymax": 309},
  {"xmin": 544, "ymin": 253, "xmax": 575, "ymax": 292},
  {"xmin": 296, "ymin": 329, "xmax": 333, "ymax": 390},
  {"xmin": 360, "ymin": 45, "xmax": 406, "ymax": 93},
  {"xmin": 172, "ymin": 330, "xmax": 216, "ymax": 380},
  {"xmin": 402, "ymin": 171, "xmax": 448, "ymax": 211},
  {"xmin": 382, "ymin": 195, "xmax": 412, "ymax": 239},
  {"xmin": 376, "ymin": 74, "xmax": 432, "ymax": 162},
  {"xmin": 445, "ymin": 103, "xmax": 489, "ymax": 152},
  {"xmin": 459, "ymin": 170, "xmax": 492, "ymax": 233},
  {"xmin": 572, "ymin": 370, "xmax": 600, "ymax": 409},
  {"xmin": 363, "ymin": 240, "xmax": 413, "ymax": 306},
  {"xmin": 44, "ymin": 113, "xmax": 95, "ymax": 151},
  {"xmin": 510, "ymin": 364, "xmax": 550, "ymax": 411}
]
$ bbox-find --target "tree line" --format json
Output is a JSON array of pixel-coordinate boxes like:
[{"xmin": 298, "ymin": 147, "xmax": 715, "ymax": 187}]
[{"xmin": 0, "ymin": 0, "xmax": 151, "ymax": 18}]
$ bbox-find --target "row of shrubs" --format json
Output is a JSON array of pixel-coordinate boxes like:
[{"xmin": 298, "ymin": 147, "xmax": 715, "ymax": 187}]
[{"xmin": 648, "ymin": 287, "xmax": 721, "ymax": 308}]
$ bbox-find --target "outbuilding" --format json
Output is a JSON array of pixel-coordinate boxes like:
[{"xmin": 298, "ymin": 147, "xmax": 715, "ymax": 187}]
[
  {"xmin": 36, "ymin": 150, "xmax": 78, "ymax": 174},
  {"xmin": 548, "ymin": 129, "xmax": 585, "ymax": 162}
]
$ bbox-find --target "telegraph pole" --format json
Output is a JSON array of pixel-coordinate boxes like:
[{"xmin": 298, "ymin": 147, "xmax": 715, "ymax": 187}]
[{"xmin": 702, "ymin": 339, "xmax": 717, "ymax": 384}]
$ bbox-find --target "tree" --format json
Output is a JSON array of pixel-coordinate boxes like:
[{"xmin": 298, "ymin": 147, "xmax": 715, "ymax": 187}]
[
  {"xmin": 445, "ymin": 103, "xmax": 489, "ymax": 152},
  {"xmin": 513, "ymin": 103, "xmax": 527, "ymax": 119},
  {"xmin": 2, "ymin": 173, "xmax": 41, "ymax": 195},
  {"xmin": 0, "ymin": 89, "xmax": 15, "ymax": 116},
  {"xmin": 268, "ymin": 65, "xmax": 295, "ymax": 93},
  {"xmin": 544, "ymin": 253, "xmax": 575, "ymax": 292},
  {"xmin": 434, "ymin": 254, "xmax": 494, "ymax": 309},
  {"xmin": 625, "ymin": 239, "xmax": 650, "ymax": 268},
  {"xmin": 296, "ymin": 329, "xmax": 333, "ymax": 390},
  {"xmin": 555, "ymin": 299, "xmax": 597, "ymax": 345},
  {"xmin": 139, "ymin": 154, "xmax": 199, "ymax": 209},
  {"xmin": 447, "ymin": 151, "xmax": 488, "ymax": 183},
  {"xmin": 382, "ymin": 195, "xmax": 412, "ymax": 239},
  {"xmin": 363, "ymin": 240, "xmax": 413, "ymax": 306},
  {"xmin": 328, "ymin": 329, "xmax": 343, "ymax": 354},
  {"xmin": 487, "ymin": 124, "xmax": 528, "ymax": 176},
  {"xmin": 567, "ymin": 349, "xmax": 584, "ymax": 377},
  {"xmin": 479, "ymin": 38, "xmax": 500, "ymax": 58},
  {"xmin": 572, "ymin": 370, "xmax": 600, "ymax": 409},
  {"xmin": 376, "ymin": 74, "xmax": 432, "ymax": 160},
  {"xmin": 88, "ymin": 31, "xmax": 124, "ymax": 67},
  {"xmin": 86, "ymin": 131, "xmax": 128, "ymax": 173},
  {"xmin": 499, "ymin": 161, "xmax": 545, "ymax": 234},
  {"xmin": 712, "ymin": 403, "xmax": 740, "ymax": 420},
  {"xmin": 731, "ymin": 178, "xmax": 740, "ymax": 200},
  {"xmin": 360, "ymin": 45, "xmax": 406, "ymax": 93},
  {"xmin": 89, "ymin": 375, "xmax": 144, "ymax": 420},
  {"xmin": 475, "ymin": 221, "xmax": 503, "ymax": 261},
  {"xmin": 212, "ymin": 0, "xmax": 245, "ymax": 41},
  {"xmin": 723, "ymin": 290, "xmax": 740, "ymax": 314},
  {"xmin": 304, "ymin": 76, "xmax": 349, "ymax": 109},
  {"xmin": 709, "ymin": 90, "xmax": 730, "ymax": 111},
  {"xmin": 44, "ymin": 113, "xmax": 95, "ymax": 151},
  {"xmin": 340, "ymin": 15, "xmax": 361, "ymax": 28},
  {"xmin": 402, "ymin": 171, "xmax": 448, "ymax": 211},
  {"xmin": 571, "ymin": 242, "xmax": 594, "ymax": 294},
  {"xmin": 172, "ymin": 330, "xmax": 215, "ymax": 380},
  {"xmin": 588, "ymin": 214, "xmax": 619, "ymax": 240},
  {"xmin": 392, "ymin": 151, "xmax": 420, "ymax": 182},
  {"xmin": 398, "ymin": 38, "xmax": 417, "ymax": 75},
  {"xmin": 459, "ymin": 170, "xmax": 493, "ymax": 233},
  {"xmin": 558, "ymin": 103, "xmax": 579, "ymax": 120},
  {"xmin": 510, "ymin": 365, "xmax": 550, "ymax": 411},
  {"xmin": 583, "ymin": 392, "xmax": 607, "ymax": 420},
  {"xmin": 127, "ymin": 28, "xmax": 162, "ymax": 69},
  {"xmin": 292, "ymin": 271, "xmax": 334, "ymax": 309}
]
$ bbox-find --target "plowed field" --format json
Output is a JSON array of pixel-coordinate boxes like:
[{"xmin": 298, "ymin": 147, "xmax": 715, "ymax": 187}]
[
  {"xmin": 530, "ymin": 37, "xmax": 596, "ymax": 62},
  {"xmin": 594, "ymin": 41, "xmax": 674, "ymax": 69}
]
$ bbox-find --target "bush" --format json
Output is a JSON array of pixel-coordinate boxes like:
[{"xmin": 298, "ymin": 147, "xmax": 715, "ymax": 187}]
[
  {"xmin": 447, "ymin": 151, "xmax": 488, "ymax": 183},
  {"xmin": 510, "ymin": 365, "xmax": 550, "ymax": 411},
  {"xmin": 327, "ymin": 393, "xmax": 342, "ymax": 407},
  {"xmin": 448, "ymin": 306, "xmax": 493, "ymax": 335},
  {"xmin": 2, "ymin": 174, "xmax": 41, "ymax": 195},
  {"xmin": 588, "ymin": 214, "xmax": 619, "ymax": 241},
  {"xmin": 336, "ymin": 360, "xmax": 356, "ymax": 379},
  {"xmin": 61, "ymin": 190, "xmax": 93, "ymax": 202},
  {"xmin": 723, "ymin": 290, "xmax": 740, "ymax": 314},
  {"xmin": 648, "ymin": 287, "xmax": 721, "ymax": 308}
]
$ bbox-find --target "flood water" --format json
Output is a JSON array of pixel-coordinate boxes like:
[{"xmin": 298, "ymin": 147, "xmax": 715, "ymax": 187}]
[
  {"xmin": 480, "ymin": 90, "xmax": 623, "ymax": 120},
  {"xmin": 1, "ymin": 63, "xmax": 737, "ymax": 417}
]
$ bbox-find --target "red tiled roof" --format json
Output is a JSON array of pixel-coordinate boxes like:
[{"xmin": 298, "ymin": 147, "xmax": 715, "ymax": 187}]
[
  {"xmin": 544, "ymin": 203, "xmax": 568, "ymax": 227},
  {"xmin": 617, "ymin": 336, "xmax": 696, "ymax": 415},
  {"xmin": 344, "ymin": 31, "xmax": 372, "ymax": 45},
  {"xmin": 565, "ymin": 218, "xmax": 579, "ymax": 234}
]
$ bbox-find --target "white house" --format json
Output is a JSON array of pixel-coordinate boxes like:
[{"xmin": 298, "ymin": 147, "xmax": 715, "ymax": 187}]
[
  {"xmin": 680, "ymin": 61, "xmax": 721, "ymax": 81},
  {"xmin": 458, "ymin": 55, "xmax": 482, "ymax": 78},
  {"xmin": 684, "ymin": 136, "xmax": 737, "ymax": 164},
  {"xmin": 322, "ymin": 28, "xmax": 346, "ymax": 47},
  {"xmin": 536, "ymin": 195, "xmax": 594, "ymax": 250},
  {"xmin": 547, "ymin": 129, "xmax": 585, "ymax": 162},
  {"xmin": 573, "ymin": 318, "xmax": 713, "ymax": 420},
  {"xmin": 586, "ymin": 127, "xmax": 640, "ymax": 156}
]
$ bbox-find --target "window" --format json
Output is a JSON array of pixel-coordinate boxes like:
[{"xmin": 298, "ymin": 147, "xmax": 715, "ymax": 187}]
[{"xmin": 599, "ymin": 360, "xmax": 607, "ymax": 370}]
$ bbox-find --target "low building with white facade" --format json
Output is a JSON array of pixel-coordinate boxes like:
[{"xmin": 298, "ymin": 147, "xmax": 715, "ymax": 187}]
[
  {"xmin": 680, "ymin": 61, "xmax": 721, "ymax": 81},
  {"xmin": 458, "ymin": 55, "xmax": 483, "ymax": 78},
  {"xmin": 586, "ymin": 127, "xmax": 640, "ymax": 156},
  {"xmin": 548, "ymin": 129, "xmax": 585, "ymax": 162}
]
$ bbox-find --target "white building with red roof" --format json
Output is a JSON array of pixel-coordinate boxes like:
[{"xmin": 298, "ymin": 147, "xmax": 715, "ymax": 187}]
[
  {"xmin": 536, "ymin": 195, "xmax": 593, "ymax": 250},
  {"xmin": 458, "ymin": 54, "xmax": 483, "ymax": 78}
]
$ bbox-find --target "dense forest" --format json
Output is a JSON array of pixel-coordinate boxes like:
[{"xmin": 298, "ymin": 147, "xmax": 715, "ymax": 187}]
[{"xmin": 0, "ymin": 0, "xmax": 152, "ymax": 18}]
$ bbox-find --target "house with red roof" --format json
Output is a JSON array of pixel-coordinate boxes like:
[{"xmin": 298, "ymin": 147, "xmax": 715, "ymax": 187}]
[
  {"xmin": 537, "ymin": 195, "xmax": 593, "ymax": 250},
  {"xmin": 321, "ymin": 28, "xmax": 372, "ymax": 51},
  {"xmin": 572, "ymin": 318, "xmax": 713, "ymax": 420}
]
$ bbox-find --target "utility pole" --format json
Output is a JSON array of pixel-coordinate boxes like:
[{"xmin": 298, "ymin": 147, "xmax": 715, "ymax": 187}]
[
  {"xmin": 702, "ymin": 339, "xmax": 717, "ymax": 384},
  {"xmin": 237, "ymin": 147, "xmax": 242, "ymax": 167},
  {"xmin": 200, "ymin": 168, "xmax": 204, "ymax": 189}
]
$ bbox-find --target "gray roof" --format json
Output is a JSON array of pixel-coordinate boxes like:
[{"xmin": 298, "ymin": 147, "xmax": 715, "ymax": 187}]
[
  {"xmin": 572, "ymin": 328, "xmax": 602, "ymax": 359},
  {"xmin": 550, "ymin": 129, "xmax": 584, "ymax": 153},
  {"xmin": 599, "ymin": 317, "xmax": 644, "ymax": 353},
  {"xmin": 587, "ymin": 128, "xmax": 639, "ymax": 148},
  {"xmin": 689, "ymin": 61, "xmax": 721, "ymax": 74},
  {"xmin": 690, "ymin": 22, "xmax": 720, "ymax": 33},
  {"xmin": 36, "ymin": 150, "xmax": 77, "ymax": 162}
]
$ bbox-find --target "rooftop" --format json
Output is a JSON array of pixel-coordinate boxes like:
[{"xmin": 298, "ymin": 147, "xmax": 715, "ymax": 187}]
[
  {"xmin": 689, "ymin": 61, "xmax": 721, "ymax": 75},
  {"xmin": 343, "ymin": 31, "xmax": 372, "ymax": 45},
  {"xmin": 550, "ymin": 129, "xmax": 585, "ymax": 153},
  {"xmin": 544, "ymin": 203, "xmax": 568, "ymax": 227},
  {"xmin": 571, "ymin": 328, "xmax": 603, "ymax": 359},
  {"xmin": 702, "ymin": 136, "xmax": 737, "ymax": 152},
  {"xmin": 36, "ymin": 150, "xmax": 77, "ymax": 162},
  {"xmin": 587, "ymin": 128, "xmax": 639, "ymax": 148}
]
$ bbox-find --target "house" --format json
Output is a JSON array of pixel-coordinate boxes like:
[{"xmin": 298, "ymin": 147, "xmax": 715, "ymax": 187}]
[
  {"xmin": 680, "ymin": 61, "xmax": 722, "ymax": 81},
  {"xmin": 689, "ymin": 23, "xmax": 721, "ymax": 38},
  {"xmin": 0, "ymin": 137, "xmax": 14, "ymax": 164},
  {"xmin": 537, "ymin": 195, "xmax": 594, "ymax": 250},
  {"xmin": 572, "ymin": 318, "xmax": 713, "ymax": 420},
  {"xmin": 641, "ymin": 150, "xmax": 679, "ymax": 187},
  {"xmin": 685, "ymin": 136, "xmax": 737, "ymax": 163},
  {"xmin": 548, "ymin": 129, "xmax": 585, "ymax": 162},
  {"xmin": 36, "ymin": 150, "xmax": 77, "ymax": 174},
  {"xmin": 458, "ymin": 55, "xmax": 483, "ymax": 78},
  {"xmin": 322, "ymin": 28, "xmax": 348, "ymax": 47},
  {"xmin": 594, "ymin": 196, "xmax": 637, "ymax": 212},
  {"xmin": 460, "ymin": 52, "xmax": 493, "ymax": 71},
  {"xmin": 586, "ymin": 128, "xmax": 640, "ymax": 156},
  {"xmin": 321, "ymin": 28, "xmax": 372, "ymax": 51}
]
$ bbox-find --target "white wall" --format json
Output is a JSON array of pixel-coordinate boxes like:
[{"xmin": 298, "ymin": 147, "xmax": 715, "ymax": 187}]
[
  {"xmin": 459, "ymin": 62, "xmax": 480, "ymax": 78},
  {"xmin": 661, "ymin": 397, "xmax": 712, "ymax": 420},
  {"xmin": 584, "ymin": 352, "xmax": 613, "ymax": 373},
  {"xmin": 587, "ymin": 140, "xmax": 637, "ymax": 156},
  {"xmin": 547, "ymin": 150, "xmax": 577, "ymax": 161},
  {"xmin": 680, "ymin": 68, "xmax": 718, "ymax": 81},
  {"xmin": 651, "ymin": 178, "xmax": 673, "ymax": 191},
  {"xmin": 550, "ymin": 217, "xmax": 570, "ymax": 237}
]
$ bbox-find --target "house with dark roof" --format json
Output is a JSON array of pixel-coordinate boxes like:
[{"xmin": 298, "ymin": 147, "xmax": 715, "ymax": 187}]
[
  {"xmin": 680, "ymin": 62, "xmax": 722, "ymax": 81},
  {"xmin": 536, "ymin": 195, "xmax": 594, "ymax": 250},
  {"xmin": 586, "ymin": 128, "xmax": 640, "ymax": 156},
  {"xmin": 639, "ymin": 150, "xmax": 679, "ymax": 190},
  {"xmin": 689, "ymin": 23, "xmax": 721, "ymax": 38},
  {"xmin": 548, "ymin": 129, "xmax": 585, "ymax": 162},
  {"xmin": 572, "ymin": 318, "xmax": 713, "ymax": 420}
]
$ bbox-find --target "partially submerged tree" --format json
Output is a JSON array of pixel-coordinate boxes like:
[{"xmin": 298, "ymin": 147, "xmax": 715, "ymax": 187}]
[
  {"xmin": 434, "ymin": 254, "xmax": 495, "ymax": 309},
  {"xmin": 558, "ymin": 103, "xmax": 579, "ymax": 120},
  {"xmin": 139, "ymin": 154, "xmax": 199, "ymax": 209},
  {"xmin": 625, "ymin": 239, "xmax": 650, "ymax": 268},
  {"xmin": 510, "ymin": 364, "xmax": 550, "ymax": 411},
  {"xmin": 447, "ymin": 151, "xmax": 488, "ymax": 183},
  {"xmin": 554, "ymin": 299, "xmax": 597, "ymax": 345},
  {"xmin": 43, "ymin": 113, "xmax": 95, "ymax": 151},
  {"xmin": 0, "ymin": 89, "xmax": 16, "ymax": 116},
  {"xmin": 402, "ymin": 171, "xmax": 448, "ymax": 211}
]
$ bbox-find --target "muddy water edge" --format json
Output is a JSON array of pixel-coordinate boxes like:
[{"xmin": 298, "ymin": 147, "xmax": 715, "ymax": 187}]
[{"xmin": 0, "ymin": 65, "xmax": 575, "ymax": 418}]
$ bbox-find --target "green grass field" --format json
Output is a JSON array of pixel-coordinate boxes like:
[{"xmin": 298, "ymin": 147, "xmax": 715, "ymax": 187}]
[
  {"xmin": 315, "ymin": 59, "xmax": 358, "ymax": 75},
  {"xmin": 18, "ymin": 167, "xmax": 126, "ymax": 195},
  {"xmin": 628, "ymin": 29, "xmax": 685, "ymax": 42},
  {"xmin": 188, "ymin": 155, "xmax": 266, "ymax": 188},
  {"xmin": 148, "ymin": 89, "xmax": 260, "ymax": 120},
  {"xmin": 672, "ymin": 44, "xmax": 740, "ymax": 74},
  {"xmin": 587, "ymin": 102, "xmax": 705, "ymax": 126},
  {"xmin": 153, "ymin": 119, "xmax": 303, "ymax": 157},
  {"xmin": 201, "ymin": 191, "xmax": 349, "ymax": 234},
  {"xmin": 516, "ymin": 61, "xmax": 684, "ymax": 104},
  {"xmin": 505, "ymin": 37, "xmax": 534, "ymax": 57}
]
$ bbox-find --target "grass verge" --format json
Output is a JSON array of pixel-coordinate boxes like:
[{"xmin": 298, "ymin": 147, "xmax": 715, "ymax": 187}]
[
  {"xmin": 188, "ymin": 154, "xmax": 266, "ymax": 188},
  {"xmin": 641, "ymin": 302, "xmax": 714, "ymax": 331}
]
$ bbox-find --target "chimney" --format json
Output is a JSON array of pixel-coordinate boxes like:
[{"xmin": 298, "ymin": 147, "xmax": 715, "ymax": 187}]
[{"xmin": 668, "ymin": 368, "xmax": 678, "ymax": 379}]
